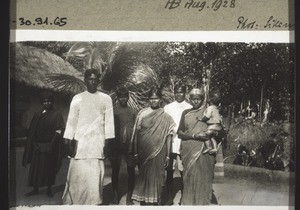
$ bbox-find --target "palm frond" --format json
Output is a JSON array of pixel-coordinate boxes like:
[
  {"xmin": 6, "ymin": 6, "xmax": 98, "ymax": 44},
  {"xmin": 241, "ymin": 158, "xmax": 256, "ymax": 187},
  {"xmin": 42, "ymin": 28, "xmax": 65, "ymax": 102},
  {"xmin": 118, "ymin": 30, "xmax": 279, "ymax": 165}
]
[
  {"xmin": 107, "ymin": 43, "xmax": 123, "ymax": 73},
  {"xmin": 86, "ymin": 47, "xmax": 105, "ymax": 74},
  {"xmin": 110, "ymin": 90, "xmax": 148, "ymax": 111},
  {"xmin": 63, "ymin": 42, "xmax": 92, "ymax": 61},
  {"xmin": 45, "ymin": 73, "xmax": 86, "ymax": 94},
  {"xmin": 110, "ymin": 44, "xmax": 141, "ymax": 73},
  {"xmin": 58, "ymin": 42, "xmax": 173, "ymax": 110},
  {"xmin": 120, "ymin": 64, "xmax": 173, "ymax": 110},
  {"xmin": 127, "ymin": 64, "xmax": 159, "ymax": 86},
  {"xmin": 128, "ymin": 91, "xmax": 149, "ymax": 110}
]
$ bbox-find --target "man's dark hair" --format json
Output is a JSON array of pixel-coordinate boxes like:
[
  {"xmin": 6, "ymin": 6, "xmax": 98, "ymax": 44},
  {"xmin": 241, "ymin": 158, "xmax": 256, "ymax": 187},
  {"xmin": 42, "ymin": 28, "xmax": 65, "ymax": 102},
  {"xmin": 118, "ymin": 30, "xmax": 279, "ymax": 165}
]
[
  {"xmin": 40, "ymin": 90, "xmax": 54, "ymax": 103},
  {"xmin": 174, "ymin": 83, "xmax": 187, "ymax": 93},
  {"xmin": 209, "ymin": 90, "xmax": 221, "ymax": 105},
  {"xmin": 116, "ymin": 86, "xmax": 129, "ymax": 98},
  {"xmin": 84, "ymin": 69, "xmax": 101, "ymax": 79},
  {"xmin": 148, "ymin": 85, "xmax": 163, "ymax": 98}
]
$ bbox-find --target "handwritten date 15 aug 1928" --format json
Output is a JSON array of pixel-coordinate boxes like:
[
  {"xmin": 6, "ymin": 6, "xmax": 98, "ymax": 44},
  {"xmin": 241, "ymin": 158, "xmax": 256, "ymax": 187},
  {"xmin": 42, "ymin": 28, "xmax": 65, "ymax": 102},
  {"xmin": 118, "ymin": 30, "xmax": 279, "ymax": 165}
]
[
  {"xmin": 237, "ymin": 16, "xmax": 294, "ymax": 30},
  {"xmin": 165, "ymin": 0, "xmax": 236, "ymax": 11}
]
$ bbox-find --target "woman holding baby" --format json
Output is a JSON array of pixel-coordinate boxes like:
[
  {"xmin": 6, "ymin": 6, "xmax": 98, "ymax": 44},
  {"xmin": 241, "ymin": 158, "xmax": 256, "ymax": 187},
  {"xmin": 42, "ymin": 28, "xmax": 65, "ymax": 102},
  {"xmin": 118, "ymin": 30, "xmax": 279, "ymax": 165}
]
[{"xmin": 177, "ymin": 88, "xmax": 216, "ymax": 205}]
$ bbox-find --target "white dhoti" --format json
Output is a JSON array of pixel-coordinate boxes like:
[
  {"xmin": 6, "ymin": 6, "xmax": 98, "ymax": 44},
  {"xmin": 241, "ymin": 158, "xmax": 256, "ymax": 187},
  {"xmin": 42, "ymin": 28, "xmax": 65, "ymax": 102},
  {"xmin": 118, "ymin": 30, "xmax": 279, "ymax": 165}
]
[{"xmin": 62, "ymin": 159, "xmax": 105, "ymax": 205}]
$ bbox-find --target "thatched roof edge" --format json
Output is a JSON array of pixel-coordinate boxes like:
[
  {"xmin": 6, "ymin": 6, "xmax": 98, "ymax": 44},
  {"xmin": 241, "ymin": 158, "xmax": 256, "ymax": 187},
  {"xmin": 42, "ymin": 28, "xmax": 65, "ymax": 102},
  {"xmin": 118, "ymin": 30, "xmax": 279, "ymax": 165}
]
[{"xmin": 10, "ymin": 43, "xmax": 82, "ymax": 92}]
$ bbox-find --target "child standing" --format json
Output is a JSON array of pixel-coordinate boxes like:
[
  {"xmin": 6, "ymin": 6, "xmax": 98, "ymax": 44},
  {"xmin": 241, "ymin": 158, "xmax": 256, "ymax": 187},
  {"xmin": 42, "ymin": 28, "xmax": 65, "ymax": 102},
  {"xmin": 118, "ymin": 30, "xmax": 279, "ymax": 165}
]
[{"xmin": 198, "ymin": 91, "xmax": 225, "ymax": 154}]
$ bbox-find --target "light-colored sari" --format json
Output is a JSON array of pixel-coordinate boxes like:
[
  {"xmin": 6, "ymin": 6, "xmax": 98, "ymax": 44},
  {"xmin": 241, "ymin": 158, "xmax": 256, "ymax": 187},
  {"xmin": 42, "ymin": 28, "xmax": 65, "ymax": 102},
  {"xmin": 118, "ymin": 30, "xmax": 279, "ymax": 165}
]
[{"xmin": 180, "ymin": 107, "xmax": 216, "ymax": 205}]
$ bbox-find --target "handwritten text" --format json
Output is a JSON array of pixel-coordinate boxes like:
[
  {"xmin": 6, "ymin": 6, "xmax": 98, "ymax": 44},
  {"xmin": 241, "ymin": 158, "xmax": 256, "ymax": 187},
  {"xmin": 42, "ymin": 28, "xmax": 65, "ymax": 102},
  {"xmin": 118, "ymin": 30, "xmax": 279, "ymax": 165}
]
[
  {"xmin": 165, "ymin": 0, "xmax": 236, "ymax": 12},
  {"xmin": 13, "ymin": 17, "xmax": 68, "ymax": 27},
  {"xmin": 237, "ymin": 16, "xmax": 294, "ymax": 30}
]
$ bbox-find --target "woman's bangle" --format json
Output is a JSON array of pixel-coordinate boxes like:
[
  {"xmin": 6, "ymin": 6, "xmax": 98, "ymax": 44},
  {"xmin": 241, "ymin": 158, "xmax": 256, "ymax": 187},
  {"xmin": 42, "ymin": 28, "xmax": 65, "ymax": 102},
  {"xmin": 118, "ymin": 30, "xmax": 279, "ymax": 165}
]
[
  {"xmin": 166, "ymin": 156, "xmax": 170, "ymax": 160},
  {"xmin": 192, "ymin": 134, "xmax": 196, "ymax": 139}
]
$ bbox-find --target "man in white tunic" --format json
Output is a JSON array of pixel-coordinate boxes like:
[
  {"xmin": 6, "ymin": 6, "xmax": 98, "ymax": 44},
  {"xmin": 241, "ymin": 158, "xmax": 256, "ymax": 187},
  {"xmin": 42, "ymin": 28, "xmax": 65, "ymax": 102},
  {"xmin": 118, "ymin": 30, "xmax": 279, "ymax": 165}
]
[
  {"xmin": 164, "ymin": 84, "xmax": 192, "ymax": 205},
  {"xmin": 62, "ymin": 69, "xmax": 115, "ymax": 205}
]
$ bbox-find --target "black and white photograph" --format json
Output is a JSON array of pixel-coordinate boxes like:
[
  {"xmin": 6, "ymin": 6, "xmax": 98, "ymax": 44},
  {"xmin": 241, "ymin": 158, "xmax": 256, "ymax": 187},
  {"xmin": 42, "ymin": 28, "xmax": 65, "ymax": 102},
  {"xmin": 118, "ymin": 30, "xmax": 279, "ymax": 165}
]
[{"xmin": 9, "ymin": 32, "xmax": 295, "ymax": 209}]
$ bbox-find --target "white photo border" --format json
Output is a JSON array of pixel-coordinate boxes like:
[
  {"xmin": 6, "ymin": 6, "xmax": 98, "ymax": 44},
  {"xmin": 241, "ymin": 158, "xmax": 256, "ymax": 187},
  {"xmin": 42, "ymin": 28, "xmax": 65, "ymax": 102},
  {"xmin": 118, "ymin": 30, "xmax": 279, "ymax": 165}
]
[{"xmin": 10, "ymin": 30, "xmax": 294, "ymax": 43}]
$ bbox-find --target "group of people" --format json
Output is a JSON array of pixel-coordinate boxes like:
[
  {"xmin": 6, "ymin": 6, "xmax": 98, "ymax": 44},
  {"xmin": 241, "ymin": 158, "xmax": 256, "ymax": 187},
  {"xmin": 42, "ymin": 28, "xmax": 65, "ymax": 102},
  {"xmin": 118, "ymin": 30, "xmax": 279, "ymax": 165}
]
[{"xmin": 22, "ymin": 68, "xmax": 225, "ymax": 205}]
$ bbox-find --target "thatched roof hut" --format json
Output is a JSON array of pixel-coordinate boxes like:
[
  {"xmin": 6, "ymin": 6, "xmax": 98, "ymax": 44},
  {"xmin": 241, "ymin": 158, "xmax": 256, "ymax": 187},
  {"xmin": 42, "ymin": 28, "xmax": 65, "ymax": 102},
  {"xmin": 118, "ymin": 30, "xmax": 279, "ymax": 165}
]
[
  {"xmin": 10, "ymin": 43, "xmax": 84, "ymax": 93},
  {"xmin": 10, "ymin": 43, "xmax": 85, "ymax": 138}
]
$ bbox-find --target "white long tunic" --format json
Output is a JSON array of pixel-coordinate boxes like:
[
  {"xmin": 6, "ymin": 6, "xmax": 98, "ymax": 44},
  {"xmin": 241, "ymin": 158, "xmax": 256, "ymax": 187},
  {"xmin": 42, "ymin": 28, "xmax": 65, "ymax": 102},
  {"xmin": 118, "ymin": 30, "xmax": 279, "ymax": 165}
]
[
  {"xmin": 64, "ymin": 91, "xmax": 115, "ymax": 159},
  {"xmin": 164, "ymin": 100, "xmax": 192, "ymax": 154}
]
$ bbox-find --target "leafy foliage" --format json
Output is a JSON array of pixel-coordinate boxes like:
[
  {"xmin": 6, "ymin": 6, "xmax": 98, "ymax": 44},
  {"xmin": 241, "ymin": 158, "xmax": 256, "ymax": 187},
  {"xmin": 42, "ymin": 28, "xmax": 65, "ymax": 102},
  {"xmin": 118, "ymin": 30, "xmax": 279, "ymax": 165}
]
[
  {"xmin": 21, "ymin": 41, "xmax": 294, "ymax": 118},
  {"xmin": 140, "ymin": 42, "xmax": 294, "ymax": 121}
]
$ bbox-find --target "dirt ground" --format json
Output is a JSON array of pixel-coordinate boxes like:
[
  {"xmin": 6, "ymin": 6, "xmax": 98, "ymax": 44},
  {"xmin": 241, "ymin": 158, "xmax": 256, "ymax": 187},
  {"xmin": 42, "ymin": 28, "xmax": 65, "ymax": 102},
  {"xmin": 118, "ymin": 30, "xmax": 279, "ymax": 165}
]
[{"xmin": 9, "ymin": 147, "xmax": 294, "ymax": 207}]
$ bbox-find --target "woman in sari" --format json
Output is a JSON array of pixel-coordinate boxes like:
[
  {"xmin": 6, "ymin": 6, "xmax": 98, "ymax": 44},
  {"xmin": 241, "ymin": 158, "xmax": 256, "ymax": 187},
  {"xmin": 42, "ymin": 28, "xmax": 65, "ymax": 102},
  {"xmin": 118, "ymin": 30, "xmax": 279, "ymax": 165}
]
[
  {"xmin": 22, "ymin": 91, "xmax": 64, "ymax": 197},
  {"xmin": 177, "ymin": 88, "xmax": 216, "ymax": 205},
  {"xmin": 131, "ymin": 86, "xmax": 175, "ymax": 205}
]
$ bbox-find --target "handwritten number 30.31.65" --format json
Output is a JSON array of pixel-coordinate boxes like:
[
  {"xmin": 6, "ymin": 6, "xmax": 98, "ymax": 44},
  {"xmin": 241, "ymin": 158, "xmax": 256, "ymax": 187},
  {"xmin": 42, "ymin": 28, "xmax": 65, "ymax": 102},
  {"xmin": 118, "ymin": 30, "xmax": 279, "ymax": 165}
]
[{"xmin": 18, "ymin": 17, "xmax": 67, "ymax": 27}]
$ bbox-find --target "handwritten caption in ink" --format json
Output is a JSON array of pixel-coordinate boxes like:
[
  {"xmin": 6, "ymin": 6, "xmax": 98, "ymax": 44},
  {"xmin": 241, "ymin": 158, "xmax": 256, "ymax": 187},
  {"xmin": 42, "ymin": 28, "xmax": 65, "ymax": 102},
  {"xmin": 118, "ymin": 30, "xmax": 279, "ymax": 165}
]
[
  {"xmin": 165, "ymin": 0, "xmax": 236, "ymax": 12},
  {"xmin": 237, "ymin": 16, "xmax": 295, "ymax": 30},
  {"xmin": 12, "ymin": 17, "xmax": 68, "ymax": 27}
]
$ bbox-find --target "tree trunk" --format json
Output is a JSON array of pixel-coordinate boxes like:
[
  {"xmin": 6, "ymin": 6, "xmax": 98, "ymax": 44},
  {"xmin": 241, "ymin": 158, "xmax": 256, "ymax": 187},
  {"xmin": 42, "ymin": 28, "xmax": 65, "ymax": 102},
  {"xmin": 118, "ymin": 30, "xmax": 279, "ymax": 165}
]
[
  {"xmin": 260, "ymin": 85, "xmax": 264, "ymax": 121},
  {"xmin": 204, "ymin": 62, "xmax": 212, "ymax": 106}
]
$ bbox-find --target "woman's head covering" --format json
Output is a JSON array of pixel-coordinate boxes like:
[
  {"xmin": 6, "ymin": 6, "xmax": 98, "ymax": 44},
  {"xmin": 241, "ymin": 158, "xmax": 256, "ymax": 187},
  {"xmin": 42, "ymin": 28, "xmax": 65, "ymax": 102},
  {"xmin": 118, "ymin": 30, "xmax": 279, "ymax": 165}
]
[{"xmin": 189, "ymin": 88, "xmax": 204, "ymax": 96}]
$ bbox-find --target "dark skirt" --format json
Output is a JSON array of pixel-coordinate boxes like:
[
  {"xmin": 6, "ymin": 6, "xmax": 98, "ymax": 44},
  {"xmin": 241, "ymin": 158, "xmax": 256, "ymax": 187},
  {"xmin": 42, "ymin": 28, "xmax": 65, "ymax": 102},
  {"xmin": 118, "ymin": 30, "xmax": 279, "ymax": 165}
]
[{"xmin": 27, "ymin": 151, "xmax": 57, "ymax": 187}]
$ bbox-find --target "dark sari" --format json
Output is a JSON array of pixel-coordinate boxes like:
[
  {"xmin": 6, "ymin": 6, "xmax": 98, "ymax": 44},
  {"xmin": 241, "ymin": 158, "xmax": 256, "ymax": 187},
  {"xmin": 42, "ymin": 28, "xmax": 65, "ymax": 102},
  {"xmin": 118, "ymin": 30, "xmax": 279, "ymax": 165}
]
[
  {"xmin": 131, "ymin": 107, "xmax": 175, "ymax": 203},
  {"xmin": 179, "ymin": 107, "xmax": 216, "ymax": 205}
]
